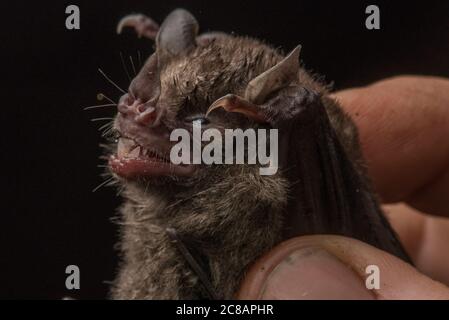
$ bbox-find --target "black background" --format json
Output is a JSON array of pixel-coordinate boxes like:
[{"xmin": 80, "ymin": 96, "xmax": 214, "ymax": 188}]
[{"xmin": 4, "ymin": 0, "xmax": 449, "ymax": 299}]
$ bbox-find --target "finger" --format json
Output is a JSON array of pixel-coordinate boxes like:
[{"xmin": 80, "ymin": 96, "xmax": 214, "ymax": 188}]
[
  {"xmin": 382, "ymin": 203, "xmax": 426, "ymax": 261},
  {"xmin": 237, "ymin": 235, "xmax": 449, "ymax": 300},
  {"xmin": 384, "ymin": 203, "xmax": 449, "ymax": 286},
  {"xmin": 332, "ymin": 76, "xmax": 449, "ymax": 217}
]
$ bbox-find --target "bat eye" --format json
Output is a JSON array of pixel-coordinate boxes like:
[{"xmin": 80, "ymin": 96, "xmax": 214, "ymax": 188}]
[{"xmin": 186, "ymin": 115, "xmax": 210, "ymax": 126}]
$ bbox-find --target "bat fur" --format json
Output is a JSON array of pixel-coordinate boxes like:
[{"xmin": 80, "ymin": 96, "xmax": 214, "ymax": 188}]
[{"xmin": 107, "ymin": 9, "xmax": 406, "ymax": 299}]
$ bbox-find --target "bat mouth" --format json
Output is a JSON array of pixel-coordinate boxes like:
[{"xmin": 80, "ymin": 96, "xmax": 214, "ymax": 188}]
[{"xmin": 109, "ymin": 137, "xmax": 195, "ymax": 179}]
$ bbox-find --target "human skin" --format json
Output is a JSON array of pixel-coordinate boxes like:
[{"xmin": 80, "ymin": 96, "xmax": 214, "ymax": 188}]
[{"xmin": 237, "ymin": 76, "xmax": 449, "ymax": 299}]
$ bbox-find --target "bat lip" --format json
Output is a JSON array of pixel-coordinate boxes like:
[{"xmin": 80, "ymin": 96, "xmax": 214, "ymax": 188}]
[
  {"xmin": 108, "ymin": 137, "xmax": 195, "ymax": 179},
  {"xmin": 109, "ymin": 155, "xmax": 195, "ymax": 179}
]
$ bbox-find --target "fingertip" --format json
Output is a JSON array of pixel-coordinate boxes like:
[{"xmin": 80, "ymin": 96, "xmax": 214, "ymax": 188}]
[
  {"xmin": 237, "ymin": 235, "xmax": 449, "ymax": 300},
  {"xmin": 237, "ymin": 236, "xmax": 374, "ymax": 300}
]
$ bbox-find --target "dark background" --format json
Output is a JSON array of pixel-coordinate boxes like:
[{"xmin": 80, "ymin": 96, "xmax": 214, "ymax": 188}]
[{"xmin": 4, "ymin": 0, "xmax": 449, "ymax": 299}]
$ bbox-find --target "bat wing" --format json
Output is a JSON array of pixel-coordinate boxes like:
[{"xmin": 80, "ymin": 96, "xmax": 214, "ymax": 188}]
[{"xmin": 277, "ymin": 89, "xmax": 412, "ymax": 263}]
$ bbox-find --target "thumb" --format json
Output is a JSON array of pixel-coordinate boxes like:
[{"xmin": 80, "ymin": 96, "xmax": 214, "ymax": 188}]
[{"xmin": 236, "ymin": 235, "xmax": 449, "ymax": 299}]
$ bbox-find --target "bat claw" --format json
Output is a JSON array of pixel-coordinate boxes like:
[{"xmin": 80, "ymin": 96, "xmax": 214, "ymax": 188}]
[
  {"xmin": 205, "ymin": 94, "xmax": 236, "ymax": 116},
  {"xmin": 206, "ymin": 94, "xmax": 267, "ymax": 123}
]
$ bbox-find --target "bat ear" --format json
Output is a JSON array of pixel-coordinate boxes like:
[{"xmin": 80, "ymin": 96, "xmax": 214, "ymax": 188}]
[
  {"xmin": 156, "ymin": 9, "xmax": 199, "ymax": 58},
  {"xmin": 245, "ymin": 45, "xmax": 301, "ymax": 104}
]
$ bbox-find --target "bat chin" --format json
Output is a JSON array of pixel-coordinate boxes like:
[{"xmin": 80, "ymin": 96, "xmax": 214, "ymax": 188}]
[{"xmin": 108, "ymin": 137, "xmax": 195, "ymax": 180}]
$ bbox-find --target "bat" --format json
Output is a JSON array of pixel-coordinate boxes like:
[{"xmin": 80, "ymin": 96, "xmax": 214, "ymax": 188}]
[{"xmin": 104, "ymin": 8, "xmax": 411, "ymax": 299}]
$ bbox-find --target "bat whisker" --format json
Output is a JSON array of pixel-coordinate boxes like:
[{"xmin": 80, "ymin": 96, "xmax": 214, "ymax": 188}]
[
  {"xmin": 119, "ymin": 51, "xmax": 132, "ymax": 83},
  {"xmin": 100, "ymin": 171, "xmax": 114, "ymax": 179},
  {"xmin": 83, "ymin": 103, "xmax": 117, "ymax": 110},
  {"xmin": 116, "ymin": 185, "xmax": 125, "ymax": 196},
  {"xmin": 92, "ymin": 177, "xmax": 115, "ymax": 192},
  {"xmin": 137, "ymin": 50, "xmax": 142, "ymax": 68},
  {"xmin": 129, "ymin": 55, "xmax": 137, "ymax": 76},
  {"xmin": 98, "ymin": 68, "xmax": 127, "ymax": 94},
  {"xmin": 98, "ymin": 122, "xmax": 113, "ymax": 132},
  {"xmin": 90, "ymin": 117, "xmax": 114, "ymax": 122},
  {"xmin": 101, "ymin": 129, "xmax": 113, "ymax": 137},
  {"xmin": 102, "ymin": 128, "xmax": 113, "ymax": 137}
]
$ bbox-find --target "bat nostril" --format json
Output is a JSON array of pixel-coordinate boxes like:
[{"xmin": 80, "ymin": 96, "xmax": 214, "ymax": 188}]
[
  {"xmin": 135, "ymin": 106, "xmax": 157, "ymax": 126},
  {"xmin": 117, "ymin": 94, "xmax": 137, "ymax": 115},
  {"xmin": 118, "ymin": 103, "xmax": 130, "ymax": 115},
  {"xmin": 137, "ymin": 104, "xmax": 147, "ymax": 113}
]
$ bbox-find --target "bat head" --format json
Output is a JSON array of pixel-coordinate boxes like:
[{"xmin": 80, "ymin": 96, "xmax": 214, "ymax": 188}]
[{"xmin": 109, "ymin": 9, "xmax": 303, "ymax": 195}]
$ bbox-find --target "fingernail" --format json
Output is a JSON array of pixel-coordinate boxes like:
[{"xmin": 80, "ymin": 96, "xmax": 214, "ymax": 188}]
[{"xmin": 259, "ymin": 247, "xmax": 375, "ymax": 299}]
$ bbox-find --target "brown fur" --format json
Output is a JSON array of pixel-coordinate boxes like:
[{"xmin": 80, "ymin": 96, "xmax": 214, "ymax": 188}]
[{"xmin": 110, "ymin": 35, "xmax": 361, "ymax": 299}]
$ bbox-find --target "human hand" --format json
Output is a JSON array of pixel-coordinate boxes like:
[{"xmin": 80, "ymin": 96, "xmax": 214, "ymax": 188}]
[{"xmin": 237, "ymin": 76, "xmax": 449, "ymax": 299}]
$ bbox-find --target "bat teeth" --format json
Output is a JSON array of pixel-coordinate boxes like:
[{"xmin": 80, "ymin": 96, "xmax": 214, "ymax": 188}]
[
  {"xmin": 115, "ymin": 136, "xmax": 169, "ymax": 162},
  {"xmin": 146, "ymin": 148, "xmax": 170, "ymax": 162},
  {"xmin": 143, "ymin": 148, "xmax": 158, "ymax": 158},
  {"xmin": 142, "ymin": 148, "xmax": 151, "ymax": 156},
  {"xmin": 128, "ymin": 146, "xmax": 141, "ymax": 158},
  {"xmin": 117, "ymin": 137, "xmax": 137, "ymax": 158}
]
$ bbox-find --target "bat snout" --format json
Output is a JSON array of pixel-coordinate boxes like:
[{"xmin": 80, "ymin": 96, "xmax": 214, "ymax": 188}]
[{"xmin": 117, "ymin": 93, "xmax": 162, "ymax": 127}]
